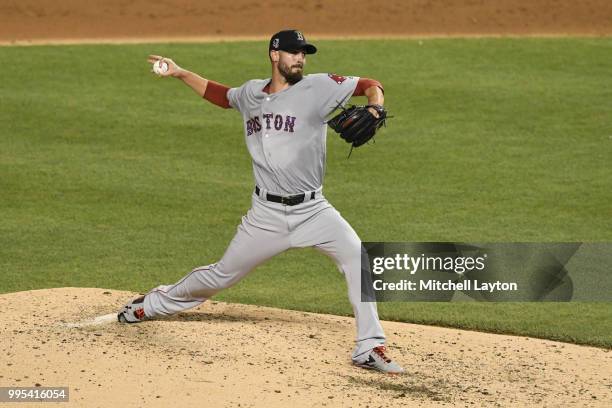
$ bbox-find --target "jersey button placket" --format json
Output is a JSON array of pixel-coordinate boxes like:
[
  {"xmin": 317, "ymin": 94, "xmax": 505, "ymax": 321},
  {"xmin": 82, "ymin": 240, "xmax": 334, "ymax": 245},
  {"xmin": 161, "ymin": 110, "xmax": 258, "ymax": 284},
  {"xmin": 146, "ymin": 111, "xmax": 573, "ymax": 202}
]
[{"xmin": 261, "ymin": 99, "xmax": 273, "ymax": 159}]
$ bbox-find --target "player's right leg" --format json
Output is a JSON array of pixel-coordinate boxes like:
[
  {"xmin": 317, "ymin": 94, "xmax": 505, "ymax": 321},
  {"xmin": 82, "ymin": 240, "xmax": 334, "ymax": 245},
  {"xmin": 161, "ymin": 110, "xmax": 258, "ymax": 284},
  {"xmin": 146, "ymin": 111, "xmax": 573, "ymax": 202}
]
[{"xmin": 118, "ymin": 197, "xmax": 291, "ymax": 322}]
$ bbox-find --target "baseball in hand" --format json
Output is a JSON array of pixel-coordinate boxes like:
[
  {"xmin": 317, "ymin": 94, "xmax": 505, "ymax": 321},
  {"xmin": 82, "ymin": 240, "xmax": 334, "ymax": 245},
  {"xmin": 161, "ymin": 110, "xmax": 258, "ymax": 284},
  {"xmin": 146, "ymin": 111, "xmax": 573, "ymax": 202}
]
[{"xmin": 153, "ymin": 60, "xmax": 169, "ymax": 75}]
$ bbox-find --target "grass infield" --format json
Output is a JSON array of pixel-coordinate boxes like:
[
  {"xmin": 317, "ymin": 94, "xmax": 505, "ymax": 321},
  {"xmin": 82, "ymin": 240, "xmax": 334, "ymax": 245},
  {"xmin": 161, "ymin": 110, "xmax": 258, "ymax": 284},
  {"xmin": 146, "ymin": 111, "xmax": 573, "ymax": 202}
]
[{"xmin": 1, "ymin": 39, "xmax": 611, "ymax": 347}]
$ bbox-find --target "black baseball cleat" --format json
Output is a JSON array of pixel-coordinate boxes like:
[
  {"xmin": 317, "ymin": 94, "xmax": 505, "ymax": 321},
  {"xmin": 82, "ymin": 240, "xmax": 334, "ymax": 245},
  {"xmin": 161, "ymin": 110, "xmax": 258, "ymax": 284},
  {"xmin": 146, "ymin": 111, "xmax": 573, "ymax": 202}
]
[{"xmin": 117, "ymin": 295, "xmax": 147, "ymax": 323}]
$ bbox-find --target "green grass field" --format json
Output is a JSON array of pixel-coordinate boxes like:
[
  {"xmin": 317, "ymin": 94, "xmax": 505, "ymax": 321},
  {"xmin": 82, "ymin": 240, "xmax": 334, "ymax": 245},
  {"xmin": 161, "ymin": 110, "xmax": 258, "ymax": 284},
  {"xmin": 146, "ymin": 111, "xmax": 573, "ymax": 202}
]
[{"xmin": 1, "ymin": 39, "xmax": 610, "ymax": 347}]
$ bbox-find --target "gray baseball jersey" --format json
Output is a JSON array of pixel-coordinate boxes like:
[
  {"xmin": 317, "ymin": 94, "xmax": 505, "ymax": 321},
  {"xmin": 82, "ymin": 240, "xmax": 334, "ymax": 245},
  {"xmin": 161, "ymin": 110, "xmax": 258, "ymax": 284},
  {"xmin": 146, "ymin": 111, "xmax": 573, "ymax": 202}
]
[
  {"xmin": 141, "ymin": 72, "xmax": 386, "ymax": 362},
  {"xmin": 227, "ymin": 73, "xmax": 359, "ymax": 195}
]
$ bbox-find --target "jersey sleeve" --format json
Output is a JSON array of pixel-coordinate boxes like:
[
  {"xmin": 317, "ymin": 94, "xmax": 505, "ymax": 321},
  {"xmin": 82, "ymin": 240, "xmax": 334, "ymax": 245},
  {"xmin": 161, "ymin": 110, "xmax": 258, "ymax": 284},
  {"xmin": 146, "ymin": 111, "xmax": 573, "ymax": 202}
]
[
  {"xmin": 311, "ymin": 73, "xmax": 360, "ymax": 119},
  {"xmin": 227, "ymin": 81, "xmax": 249, "ymax": 113}
]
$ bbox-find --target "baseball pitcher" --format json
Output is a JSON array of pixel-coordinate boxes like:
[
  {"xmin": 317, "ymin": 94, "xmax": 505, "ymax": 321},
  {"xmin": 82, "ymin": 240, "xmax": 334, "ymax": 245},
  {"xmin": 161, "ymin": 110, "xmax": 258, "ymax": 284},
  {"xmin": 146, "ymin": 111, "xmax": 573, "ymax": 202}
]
[{"xmin": 118, "ymin": 30, "xmax": 403, "ymax": 374}]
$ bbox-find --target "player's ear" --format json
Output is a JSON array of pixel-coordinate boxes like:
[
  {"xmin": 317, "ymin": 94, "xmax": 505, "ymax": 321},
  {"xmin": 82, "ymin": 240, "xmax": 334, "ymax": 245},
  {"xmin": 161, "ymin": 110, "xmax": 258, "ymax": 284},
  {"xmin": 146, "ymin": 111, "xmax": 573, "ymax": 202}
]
[{"xmin": 270, "ymin": 50, "xmax": 280, "ymax": 63}]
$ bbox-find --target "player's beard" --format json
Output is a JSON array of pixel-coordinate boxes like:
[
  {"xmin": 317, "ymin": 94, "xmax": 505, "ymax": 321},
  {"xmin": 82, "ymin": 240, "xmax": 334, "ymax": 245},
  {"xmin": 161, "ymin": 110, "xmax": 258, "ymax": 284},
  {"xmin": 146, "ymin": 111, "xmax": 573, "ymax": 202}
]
[{"xmin": 279, "ymin": 61, "xmax": 303, "ymax": 85}]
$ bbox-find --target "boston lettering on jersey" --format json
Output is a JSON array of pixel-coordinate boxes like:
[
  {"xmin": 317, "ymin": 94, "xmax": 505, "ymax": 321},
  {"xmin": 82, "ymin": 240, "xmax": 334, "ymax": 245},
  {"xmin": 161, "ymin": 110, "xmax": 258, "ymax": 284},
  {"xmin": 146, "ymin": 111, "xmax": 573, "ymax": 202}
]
[{"xmin": 246, "ymin": 113, "xmax": 296, "ymax": 136}]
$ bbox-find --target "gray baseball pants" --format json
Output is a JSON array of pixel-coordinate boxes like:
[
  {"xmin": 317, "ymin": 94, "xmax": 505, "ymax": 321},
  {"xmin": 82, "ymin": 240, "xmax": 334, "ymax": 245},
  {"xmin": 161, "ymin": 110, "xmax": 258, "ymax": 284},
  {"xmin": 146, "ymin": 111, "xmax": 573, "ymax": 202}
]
[{"xmin": 143, "ymin": 192, "xmax": 386, "ymax": 360}]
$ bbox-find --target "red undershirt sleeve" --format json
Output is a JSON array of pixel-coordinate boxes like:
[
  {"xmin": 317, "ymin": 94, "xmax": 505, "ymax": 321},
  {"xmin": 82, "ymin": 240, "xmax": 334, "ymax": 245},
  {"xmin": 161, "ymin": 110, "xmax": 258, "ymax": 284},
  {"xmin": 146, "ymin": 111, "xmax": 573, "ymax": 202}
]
[
  {"xmin": 203, "ymin": 80, "xmax": 231, "ymax": 109},
  {"xmin": 353, "ymin": 78, "xmax": 384, "ymax": 96}
]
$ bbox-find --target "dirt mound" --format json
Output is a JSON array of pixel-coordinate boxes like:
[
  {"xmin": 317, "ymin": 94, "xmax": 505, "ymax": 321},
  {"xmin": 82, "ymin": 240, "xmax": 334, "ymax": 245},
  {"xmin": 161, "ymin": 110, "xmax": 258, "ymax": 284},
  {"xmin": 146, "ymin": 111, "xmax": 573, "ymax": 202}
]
[
  {"xmin": 0, "ymin": 288, "xmax": 610, "ymax": 407},
  {"xmin": 1, "ymin": 0, "xmax": 611, "ymax": 44}
]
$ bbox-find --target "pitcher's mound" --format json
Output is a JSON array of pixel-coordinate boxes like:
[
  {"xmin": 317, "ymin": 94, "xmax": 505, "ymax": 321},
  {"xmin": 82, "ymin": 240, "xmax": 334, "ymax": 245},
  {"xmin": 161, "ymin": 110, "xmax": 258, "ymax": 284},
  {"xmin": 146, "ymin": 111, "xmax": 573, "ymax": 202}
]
[{"xmin": 0, "ymin": 288, "xmax": 609, "ymax": 407}]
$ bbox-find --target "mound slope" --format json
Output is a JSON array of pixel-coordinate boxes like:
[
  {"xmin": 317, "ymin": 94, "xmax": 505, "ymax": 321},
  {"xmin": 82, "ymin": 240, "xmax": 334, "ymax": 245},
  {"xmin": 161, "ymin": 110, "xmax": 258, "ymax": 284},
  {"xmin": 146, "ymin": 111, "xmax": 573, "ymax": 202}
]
[{"xmin": 0, "ymin": 288, "xmax": 610, "ymax": 407}]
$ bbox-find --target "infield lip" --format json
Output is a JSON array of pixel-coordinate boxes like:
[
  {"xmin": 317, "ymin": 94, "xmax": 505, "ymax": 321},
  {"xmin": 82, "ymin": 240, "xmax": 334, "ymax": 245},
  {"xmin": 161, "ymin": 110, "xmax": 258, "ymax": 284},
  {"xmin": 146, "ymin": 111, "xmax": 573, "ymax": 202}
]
[{"xmin": 2, "ymin": 33, "xmax": 612, "ymax": 47}]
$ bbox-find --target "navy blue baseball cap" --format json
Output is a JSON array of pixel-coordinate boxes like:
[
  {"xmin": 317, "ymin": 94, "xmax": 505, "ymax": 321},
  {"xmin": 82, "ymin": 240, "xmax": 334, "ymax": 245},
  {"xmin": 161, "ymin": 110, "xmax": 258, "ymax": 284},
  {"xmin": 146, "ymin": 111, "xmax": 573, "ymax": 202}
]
[{"xmin": 269, "ymin": 30, "xmax": 317, "ymax": 54}]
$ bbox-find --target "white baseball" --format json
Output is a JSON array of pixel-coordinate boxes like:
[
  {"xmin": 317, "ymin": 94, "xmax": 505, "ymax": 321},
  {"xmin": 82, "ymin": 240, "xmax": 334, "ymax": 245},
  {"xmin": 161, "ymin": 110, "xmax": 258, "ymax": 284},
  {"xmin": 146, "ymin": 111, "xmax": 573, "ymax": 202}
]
[{"xmin": 153, "ymin": 60, "xmax": 169, "ymax": 75}]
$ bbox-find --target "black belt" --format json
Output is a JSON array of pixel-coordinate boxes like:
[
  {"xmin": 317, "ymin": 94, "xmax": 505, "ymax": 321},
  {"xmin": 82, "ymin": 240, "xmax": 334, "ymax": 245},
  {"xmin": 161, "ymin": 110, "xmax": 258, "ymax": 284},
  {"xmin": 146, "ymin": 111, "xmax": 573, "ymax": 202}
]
[{"xmin": 255, "ymin": 186, "xmax": 315, "ymax": 206}]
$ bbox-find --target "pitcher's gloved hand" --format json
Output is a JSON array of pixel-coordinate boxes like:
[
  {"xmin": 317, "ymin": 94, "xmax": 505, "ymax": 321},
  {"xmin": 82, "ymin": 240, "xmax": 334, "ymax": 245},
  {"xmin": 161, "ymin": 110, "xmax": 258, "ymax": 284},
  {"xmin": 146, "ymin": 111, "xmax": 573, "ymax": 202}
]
[{"xmin": 327, "ymin": 104, "xmax": 388, "ymax": 148}]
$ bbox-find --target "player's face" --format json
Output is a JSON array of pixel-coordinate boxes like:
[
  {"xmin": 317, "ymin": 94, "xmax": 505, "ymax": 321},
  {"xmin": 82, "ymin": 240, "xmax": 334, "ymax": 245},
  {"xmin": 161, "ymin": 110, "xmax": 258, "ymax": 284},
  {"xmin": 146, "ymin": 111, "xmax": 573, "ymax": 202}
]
[{"xmin": 278, "ymin": 50, "xmax": 306, "ymax": 85}]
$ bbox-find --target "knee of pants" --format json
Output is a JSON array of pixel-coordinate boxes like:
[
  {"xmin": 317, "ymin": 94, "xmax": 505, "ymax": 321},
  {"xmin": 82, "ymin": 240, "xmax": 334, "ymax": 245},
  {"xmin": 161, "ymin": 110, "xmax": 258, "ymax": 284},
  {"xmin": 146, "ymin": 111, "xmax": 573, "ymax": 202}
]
[{"xmin": 335, "ymin": 241, "xmax": 367, "ymax": 275}]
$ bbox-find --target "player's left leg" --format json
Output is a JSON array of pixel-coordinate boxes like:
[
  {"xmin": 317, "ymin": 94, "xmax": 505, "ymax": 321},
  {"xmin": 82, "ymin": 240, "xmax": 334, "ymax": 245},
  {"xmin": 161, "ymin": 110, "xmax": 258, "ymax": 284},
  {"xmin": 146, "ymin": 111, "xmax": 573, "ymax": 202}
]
[{"xmin": 290, "ymin": 200, "xmax": 403, "ymax": 373}]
